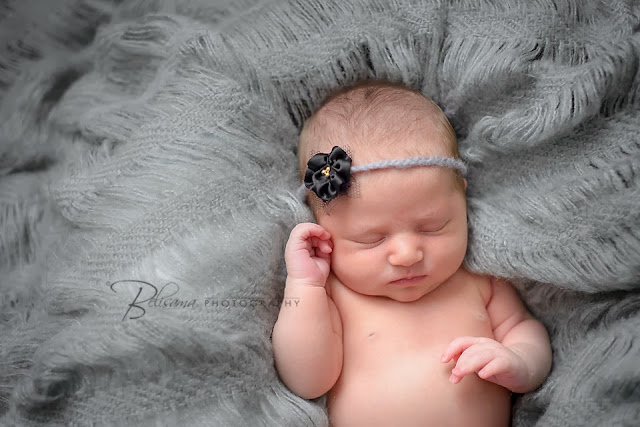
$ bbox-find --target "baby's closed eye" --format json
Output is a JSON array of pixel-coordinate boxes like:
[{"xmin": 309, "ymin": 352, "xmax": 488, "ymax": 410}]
[
  {"xmin": 418, "ymin": 220, "xmax": 449, "ymax": 234},
  {"xmin": 351, "ymin": 235, "xmax": 386, "ymax": 246}
]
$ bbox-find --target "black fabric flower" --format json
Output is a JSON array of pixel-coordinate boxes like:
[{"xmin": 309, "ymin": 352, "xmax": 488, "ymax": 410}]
[{"xmin": 304, "ymin": 146, "xmax": 352, "ymax": 202}]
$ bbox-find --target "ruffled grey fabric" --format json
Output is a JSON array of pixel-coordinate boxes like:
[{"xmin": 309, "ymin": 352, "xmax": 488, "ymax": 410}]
[{"xmin": 1, "ymin": 0, "xmax": 638, "ymax": 425}]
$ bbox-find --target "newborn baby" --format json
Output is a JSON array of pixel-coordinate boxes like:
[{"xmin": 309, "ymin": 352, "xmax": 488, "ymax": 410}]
[{"xmin": 272, "ymin": 81, "xmax": 552, "ymax": 426}]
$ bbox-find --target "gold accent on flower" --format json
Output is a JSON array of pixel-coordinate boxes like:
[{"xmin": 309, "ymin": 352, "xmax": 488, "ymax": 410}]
[{"xmin": 321, "ymin": 166, "xmax": 331, "ymax": 178}]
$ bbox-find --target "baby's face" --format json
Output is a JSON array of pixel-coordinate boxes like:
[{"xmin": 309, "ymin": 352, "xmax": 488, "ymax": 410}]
[{"xmin": 316, "ymin": 167, "xmax": 467, "ymax": 302}]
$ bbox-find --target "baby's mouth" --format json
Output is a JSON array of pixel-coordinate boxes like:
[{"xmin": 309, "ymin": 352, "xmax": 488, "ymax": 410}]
[{"xmin": 389, "ymin": 275, "xmax": 427, "ymax": 286}]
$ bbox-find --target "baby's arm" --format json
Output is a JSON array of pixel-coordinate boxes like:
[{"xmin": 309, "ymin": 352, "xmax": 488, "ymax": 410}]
[
  {"xmin": 272, "ymin": 223, "xmax": 343, "ymax": 399},
  {"xmin": 442, "ymin": 278, "xmax": 552, "ymax": 393}
]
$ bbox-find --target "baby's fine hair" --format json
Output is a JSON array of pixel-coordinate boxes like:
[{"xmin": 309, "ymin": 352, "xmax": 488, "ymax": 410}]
[{"xmin": 298, "ymin": 80, "xmax": 459, "ymax": 177}]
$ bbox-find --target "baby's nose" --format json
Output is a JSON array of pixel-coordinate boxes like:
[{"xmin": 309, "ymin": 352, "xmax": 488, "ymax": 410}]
[{"xmin": 387, "ymin": 235, "xmax": 424, "ymax": 267}]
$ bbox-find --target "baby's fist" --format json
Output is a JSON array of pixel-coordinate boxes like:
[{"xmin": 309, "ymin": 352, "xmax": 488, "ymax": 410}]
[
  {"xmin": 441, "ymin": 336, "xmax": 530, "ymax": 392},
  {"xmin": 285, "ymin": 223, "xmax": 333, "ymax": 286}
]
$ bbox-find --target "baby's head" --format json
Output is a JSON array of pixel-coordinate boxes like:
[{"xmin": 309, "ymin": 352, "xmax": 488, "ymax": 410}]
[
  {"xmin": 299, "ymin": 81, "xmax": 465, "ymax": 210},
  {"xmin": 298, "ymin": 81, "xmax": 469, "ymax": 302}
]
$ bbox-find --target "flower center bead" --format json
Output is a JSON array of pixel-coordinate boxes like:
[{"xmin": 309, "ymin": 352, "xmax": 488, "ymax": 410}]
[{"xmin": 321, "ymin": 166, "xmax": 331, "ymax": 178}]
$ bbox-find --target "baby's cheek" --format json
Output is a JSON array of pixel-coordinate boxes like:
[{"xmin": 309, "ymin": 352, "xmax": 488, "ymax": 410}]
[
  {"xmin": 327, "ymin": 244, "xmax": 346, "ymax": 269},
  {"xmin": 426, "ymin": 236, "xmax": 466, "ymax": 270},
  {"xmin": 330, "ymin": 247, "xmax": 369, "ymax": 278}
]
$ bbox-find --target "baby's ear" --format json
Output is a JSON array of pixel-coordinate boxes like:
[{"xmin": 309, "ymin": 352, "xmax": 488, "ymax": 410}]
[{"xmin": 463, "ymin": 178, "xmax": 467, "ymax": 191}]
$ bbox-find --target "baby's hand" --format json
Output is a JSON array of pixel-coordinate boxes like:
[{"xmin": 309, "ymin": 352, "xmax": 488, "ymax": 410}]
[
  {"xmin": 284, "ymin": 223, "xmax": 333, "ymax": 286},
  {"xmin": 441, "ymin": 336, "xmax": 530, "ymax": 392}
]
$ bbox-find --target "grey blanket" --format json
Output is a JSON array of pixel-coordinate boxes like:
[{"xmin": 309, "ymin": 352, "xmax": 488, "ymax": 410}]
[{"xmin": 1, "ymin": 0, "xmax": 639, "ymax": 425}]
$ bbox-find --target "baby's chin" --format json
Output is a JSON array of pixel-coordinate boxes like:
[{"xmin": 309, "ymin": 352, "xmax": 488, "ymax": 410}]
[
  {"xmin": 383, "ymin": 290, "xmax": 430, "ymax": 303},
  {"xmin": 360, "ymin": 286, "xmax": 434, "ymax": 303}
]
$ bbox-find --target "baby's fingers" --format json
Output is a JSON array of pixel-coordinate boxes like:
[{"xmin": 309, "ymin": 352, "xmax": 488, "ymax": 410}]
[
  {"xmin": 310, "ymin": 236, "xmax": 333, "ymax": 254},
  {"xmin": 441, "ymin": 336, "xmax": 488, "ymax": 363},
  {"xmin": 292, "ymin": 223, "xmax": 331, "ymax": 241},
  {"xmin": 449, "ymin": 347, "xmax": 496, "ymax": 384},
  {"xmin": 477, "ymin": 357, "xmax": 510, "ymax": 381},
  {"xmin": 286, "ymin": 223, "xmax": 331, "ymax": 253}
]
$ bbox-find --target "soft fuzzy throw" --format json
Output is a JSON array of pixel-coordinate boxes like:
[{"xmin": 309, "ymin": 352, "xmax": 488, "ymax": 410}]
[{"xmin": 0, "ymin": 0, "xmax": 639, "ymax": 425}]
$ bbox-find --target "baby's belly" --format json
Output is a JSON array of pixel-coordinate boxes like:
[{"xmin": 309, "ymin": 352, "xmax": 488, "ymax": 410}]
[{"xmin": 327, "ymin": 346, "xmax": 511, "ymax": 427}]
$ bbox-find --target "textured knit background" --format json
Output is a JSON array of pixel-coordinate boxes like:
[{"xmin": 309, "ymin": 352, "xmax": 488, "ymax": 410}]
[{"xmin": 0, "ymin": 0, "xmax": 639, "ymax": 425}]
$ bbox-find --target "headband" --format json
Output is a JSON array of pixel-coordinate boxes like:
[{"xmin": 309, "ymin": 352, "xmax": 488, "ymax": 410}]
[{"xmin": 301, "ymin": 146, "xmax": 467, "ymax": 202}]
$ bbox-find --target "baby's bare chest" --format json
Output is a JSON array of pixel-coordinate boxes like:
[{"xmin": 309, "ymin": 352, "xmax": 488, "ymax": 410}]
[{"xmin": 334, "ymin": 276, "xmax": 493, "ymax": 358}]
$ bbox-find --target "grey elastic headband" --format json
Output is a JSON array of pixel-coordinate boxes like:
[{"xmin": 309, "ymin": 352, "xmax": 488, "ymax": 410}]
[
  {"xmin": 300, "ymin": 146, "xmax": 467, "ymax": 202},
  {"xmin": 351, "ymin": 157, "xmax": 467, "ymax": 175}
]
